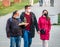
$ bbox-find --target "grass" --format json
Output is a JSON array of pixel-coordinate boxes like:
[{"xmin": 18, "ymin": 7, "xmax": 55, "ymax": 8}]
[
  {"xmin": 0, "ymin": 0, "xmax": 39, "ymax": 16},
  {"xmin": 58, "ymin": 13, "xmax": 60, "ymax": 23},
  {"xmin": 52, "ymin": 23, "xmax": 60, "ymax": 25},
  {"xmin": 34, "ymin": 0, "xmax": 39, "ymax": 3}
]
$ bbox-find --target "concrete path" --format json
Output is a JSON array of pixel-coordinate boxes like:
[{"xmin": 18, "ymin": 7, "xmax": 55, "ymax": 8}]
[{"xmin": 0, "ymin": 2, "xmax": 60, "ymax": 47}]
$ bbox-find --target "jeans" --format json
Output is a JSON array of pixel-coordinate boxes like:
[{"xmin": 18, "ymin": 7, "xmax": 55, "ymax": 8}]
[
  {"xmin": 10, "ymin": 36, "xmax": 21, "ymax": 47},
  {"xmin": 23, "ymin": 30, "xmax": 32, "ymax": 47}
]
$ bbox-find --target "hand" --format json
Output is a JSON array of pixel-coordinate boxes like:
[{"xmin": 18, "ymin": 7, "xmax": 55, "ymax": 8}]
[
  {"xmin": 7, "ymin": 37, "xmax": 10, "ymax": 39},
  {"xmin": 18, "ymin": 22, "xmax": 29, "ymax": 26},
  {"xmin": 38, "ymin": 31, "xmax": 40, "ymax": 34},
  {"xmin": 25, "ymin": 23, "xmax": 29, "ymax": 26}
]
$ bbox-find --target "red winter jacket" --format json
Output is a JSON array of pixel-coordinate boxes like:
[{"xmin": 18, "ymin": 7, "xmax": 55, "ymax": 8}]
[{"xmin": 38, "ymin": 16, "xmax": 51, "ymax": 40}]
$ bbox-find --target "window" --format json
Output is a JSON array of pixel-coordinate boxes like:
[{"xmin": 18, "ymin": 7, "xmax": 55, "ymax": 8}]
[{"xmin": 50, "ymin": 0, "xmax": 54, "ymax": 7}]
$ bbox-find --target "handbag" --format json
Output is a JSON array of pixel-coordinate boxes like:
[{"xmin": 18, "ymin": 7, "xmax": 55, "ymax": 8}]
[{"xmin": 40, "ymin": 29, "xmax": 45, "ymax": 34}]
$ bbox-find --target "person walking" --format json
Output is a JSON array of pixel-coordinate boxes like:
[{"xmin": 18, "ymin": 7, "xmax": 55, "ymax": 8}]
[
  {"xmin": 6, "ymin": 10, "xmax": 22, "ymax": 47},
  {"xmin": 38, "ymin": 10, "xmax": 51, "ymax": 47},
  {"xmin": 20, "ymin": 5, "xmax": 39, "ymax": 47}
]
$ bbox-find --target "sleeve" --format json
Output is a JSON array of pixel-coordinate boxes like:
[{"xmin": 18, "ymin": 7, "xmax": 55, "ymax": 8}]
[
  {"xmin": 20, "ymin": 12, "xmax": 26, "ymax": 29},
  {"xmin": 6, "ymin": 19, "xmax": 11, "ymax": 38},
  {"xmin": 33, "ymin": 13, "xmax": 39, "ymax": 32},
  {"xmin": 20, "ymin": 12, "xmax": 24, "ymax": 22},
  {"xmin": 38, "ymin": 17, "xmax": 41, "ymax": 30}
]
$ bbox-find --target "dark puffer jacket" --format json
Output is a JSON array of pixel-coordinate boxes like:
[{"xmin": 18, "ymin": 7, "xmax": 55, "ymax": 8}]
[
  {"xmin": 20, "ymin": 12, "xmax": 39, "ymax": 38},
  {"xmin": 6, "ymin": 17, "xmax": 22, "ymax": 37}
]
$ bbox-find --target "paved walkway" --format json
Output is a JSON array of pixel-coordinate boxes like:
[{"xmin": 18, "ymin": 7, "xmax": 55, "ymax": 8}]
[{"xmin": 0, "ymin": 2, "xmax": 60, "ymax": 47}]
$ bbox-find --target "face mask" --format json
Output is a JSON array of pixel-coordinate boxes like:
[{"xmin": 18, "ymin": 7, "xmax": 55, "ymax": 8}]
[
  {"xmin": 15, "ymin": 16, "xmax": 20, "ymax": 19},
  {"xmin": 27, "ymin": 9, "xmax": 31, "ymax": 12},
  {"xmin": 28, "ymin": 9, "xmax": 31, "ymax": 12},
  {"xmin": 44, "ymin": 13, "xmax": 48, "ymax": 16}
]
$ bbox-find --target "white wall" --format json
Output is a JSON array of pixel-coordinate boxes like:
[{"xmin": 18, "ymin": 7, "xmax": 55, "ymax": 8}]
[{"xmin": 49, "ymin": 15, "xmax": 58, "ymax": 24}]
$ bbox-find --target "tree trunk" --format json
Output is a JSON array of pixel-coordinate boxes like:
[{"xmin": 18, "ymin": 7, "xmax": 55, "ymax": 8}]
[
  {"xmin": 29, "ymin": 0, "xmax": 34, "ymax": 6},
  {"xmin": 2, "ymin": 0, "xmax": 10, "ymax": 7}
]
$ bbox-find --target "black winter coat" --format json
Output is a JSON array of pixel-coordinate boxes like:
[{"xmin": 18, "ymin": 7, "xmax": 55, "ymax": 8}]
[
  {"xmin": 20, "ymin": 12, "xmax": 39, "ymax": 38},
  {"xmin": 6, "ymin": 17, "xmax": 22, "ymax": 37}
]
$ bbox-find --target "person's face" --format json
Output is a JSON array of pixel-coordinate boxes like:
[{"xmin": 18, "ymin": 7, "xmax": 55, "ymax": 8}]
[
  {"xmin": 16, "ymin": 12, "xmax": 19, "ymax": 16},
  {"xmin": 43, "ymin": 11, "xmax": 48, "ymax": 14},
  {"xmin": 14, "ymin": 11, "xmax": 20, "ymax": 18},
  {"xmin": 44, "ymin": 11, "xmax": 47, "ymax": 14},
  {"xmin": 43, "ymin": 11, "xmax": 48, "ymax": 16},
  {"xmin": 25, "ymin": 7, "xmax": 31, "ymax": 13}
]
